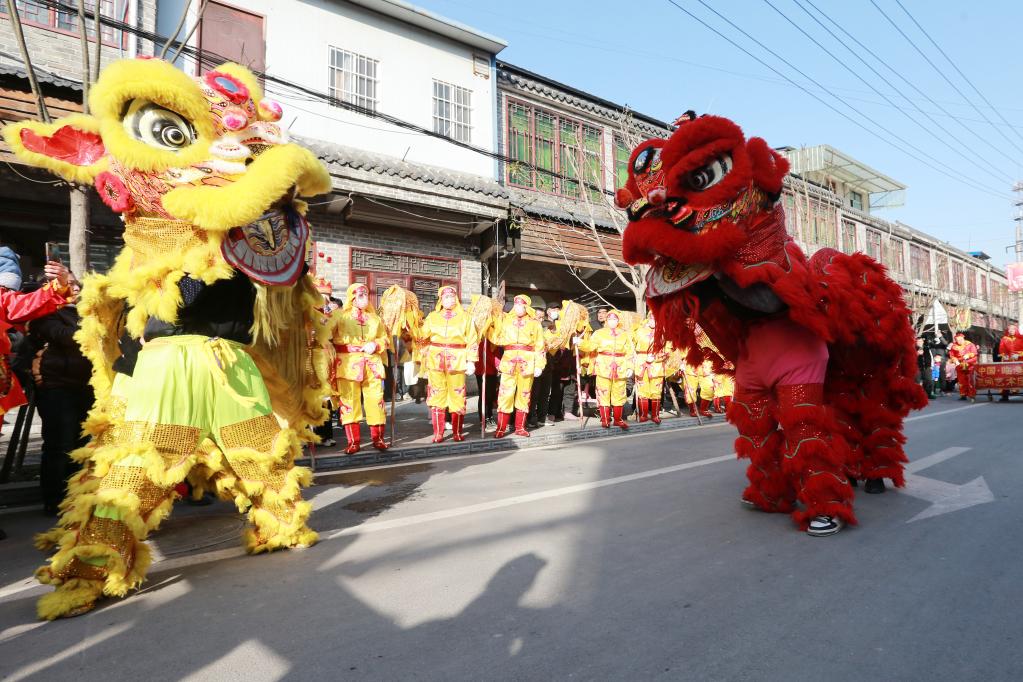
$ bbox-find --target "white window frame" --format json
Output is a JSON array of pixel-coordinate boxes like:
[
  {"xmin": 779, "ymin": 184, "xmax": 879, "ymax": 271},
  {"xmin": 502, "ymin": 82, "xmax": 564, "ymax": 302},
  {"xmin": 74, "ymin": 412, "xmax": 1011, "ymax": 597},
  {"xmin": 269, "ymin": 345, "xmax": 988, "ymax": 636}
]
[
  {"xmin": 433, "ymin": 80, "xmax": 472, "ymax": 143},
  {"xmin": 328, "ymin": 47, "xmax": 379, "ymax": 112}
]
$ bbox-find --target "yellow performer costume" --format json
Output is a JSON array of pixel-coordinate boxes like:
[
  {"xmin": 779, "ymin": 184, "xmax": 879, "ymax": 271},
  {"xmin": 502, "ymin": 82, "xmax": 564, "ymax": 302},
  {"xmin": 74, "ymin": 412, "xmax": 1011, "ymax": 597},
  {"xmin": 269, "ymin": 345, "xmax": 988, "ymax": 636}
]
[
  {"xmin": 415, "ymin": 285, "xmax": 477, "ymax": 442},
  {"xmin": 712, "ymin": 362, "xmax": 736, "ymax": 414},
  {"xmin": 578, "ymin": 309, "xmax": 634, "ymax": 429},
  {"xmin": 4, "ymin": 59, "xmax": 331, "ymax": 619},
  {"xmin": 633, "ymin": 314, "xmax": 667, "ymax": 424},
  {"xmin": 330, "ymin": 283, "xmax": 389, "ymax": 453},
  {"xmin": 488, "ymin": 294, "xmax": 546, "ymax": 438}
]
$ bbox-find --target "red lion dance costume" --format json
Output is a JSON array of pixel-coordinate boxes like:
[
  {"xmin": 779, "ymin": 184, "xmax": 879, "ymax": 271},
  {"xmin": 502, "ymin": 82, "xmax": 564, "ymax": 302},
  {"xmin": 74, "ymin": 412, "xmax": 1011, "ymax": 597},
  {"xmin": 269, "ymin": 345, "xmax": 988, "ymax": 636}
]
[{"xmin": 619, "ymin": 113, "xmax": 926, "ymax": 536}]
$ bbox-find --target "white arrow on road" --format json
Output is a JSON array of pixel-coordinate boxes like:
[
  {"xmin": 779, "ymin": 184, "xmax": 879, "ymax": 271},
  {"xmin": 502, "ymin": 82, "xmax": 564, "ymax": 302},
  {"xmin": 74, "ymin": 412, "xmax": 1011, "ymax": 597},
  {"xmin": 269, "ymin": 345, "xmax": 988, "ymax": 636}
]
[{"xmin": 897, "ymin": 446, "xmax": 994, "ymax": 523}]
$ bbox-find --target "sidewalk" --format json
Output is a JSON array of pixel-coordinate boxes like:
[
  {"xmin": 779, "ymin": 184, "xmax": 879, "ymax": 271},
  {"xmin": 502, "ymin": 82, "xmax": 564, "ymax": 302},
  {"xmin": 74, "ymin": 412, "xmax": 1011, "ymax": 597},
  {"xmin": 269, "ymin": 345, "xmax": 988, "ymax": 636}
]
[{"xmin": 1, "ymin": 397, "xmax": 716, "ymax": 507}]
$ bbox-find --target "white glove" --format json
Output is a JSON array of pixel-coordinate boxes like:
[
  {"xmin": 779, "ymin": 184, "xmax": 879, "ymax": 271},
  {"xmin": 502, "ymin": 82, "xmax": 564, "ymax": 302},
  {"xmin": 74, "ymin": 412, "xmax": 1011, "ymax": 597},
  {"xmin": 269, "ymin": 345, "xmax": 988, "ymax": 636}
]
[
  {"xmin": 625, "ymin": 369, "xmax": 634, "ymax": 378},
  {"xmin": 465, "ymin": 361, "xmax": 475, "ymax": 376},
  {"xmin": 363, "ymin": 341, "xmax": 377, "ymax": 354},
  {"xmin": 572, "ymin": 336, "xmax": 582, "ymax": 346},
  {"xmin": 534, "ymin": 367, "xmax": 543, "ymax": 378}
]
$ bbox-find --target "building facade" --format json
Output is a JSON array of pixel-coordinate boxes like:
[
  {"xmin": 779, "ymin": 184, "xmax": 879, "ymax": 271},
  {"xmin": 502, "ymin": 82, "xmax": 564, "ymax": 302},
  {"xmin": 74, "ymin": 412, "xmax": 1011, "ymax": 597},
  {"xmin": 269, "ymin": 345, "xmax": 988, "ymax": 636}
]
[{"xmin": 157, "ymin": 0, "xmax": 509, "ymax": 305}]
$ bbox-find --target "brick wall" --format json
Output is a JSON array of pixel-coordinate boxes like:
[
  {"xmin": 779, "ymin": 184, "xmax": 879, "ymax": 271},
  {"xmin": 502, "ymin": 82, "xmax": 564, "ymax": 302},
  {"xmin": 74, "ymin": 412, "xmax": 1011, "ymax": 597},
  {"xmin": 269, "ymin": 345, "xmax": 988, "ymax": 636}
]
[
  {"xmin": 0, "ymin": 2, "xmax": 158, "ymax": 80},
  {"xmin": 309, "ymin": 209, "xmax": 482, "ymax": 303}
]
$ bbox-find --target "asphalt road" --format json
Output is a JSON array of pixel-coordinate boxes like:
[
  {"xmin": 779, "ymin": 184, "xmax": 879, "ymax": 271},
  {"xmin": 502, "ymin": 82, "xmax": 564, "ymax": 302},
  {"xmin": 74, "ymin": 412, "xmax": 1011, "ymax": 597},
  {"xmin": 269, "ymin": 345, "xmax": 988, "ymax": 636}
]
[{"xmin": 1, "ymin": 397, "xmax": 1020, "ymax": 681}]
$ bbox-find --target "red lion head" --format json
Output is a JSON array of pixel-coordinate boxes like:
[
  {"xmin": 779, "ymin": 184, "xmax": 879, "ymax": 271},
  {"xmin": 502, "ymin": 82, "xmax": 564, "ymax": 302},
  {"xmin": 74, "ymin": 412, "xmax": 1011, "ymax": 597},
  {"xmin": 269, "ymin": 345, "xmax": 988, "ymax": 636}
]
[{"xmin": 620, "ymin": 114, "xmax": 790, "ymax": 299}]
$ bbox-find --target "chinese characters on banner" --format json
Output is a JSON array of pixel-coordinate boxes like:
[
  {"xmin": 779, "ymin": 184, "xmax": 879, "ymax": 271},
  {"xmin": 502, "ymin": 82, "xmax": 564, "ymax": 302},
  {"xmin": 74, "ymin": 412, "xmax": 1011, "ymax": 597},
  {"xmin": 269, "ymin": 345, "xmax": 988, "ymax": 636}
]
[{"xmin": 975, "ymin": 362, "xmax": 1023, "ymax": 390}]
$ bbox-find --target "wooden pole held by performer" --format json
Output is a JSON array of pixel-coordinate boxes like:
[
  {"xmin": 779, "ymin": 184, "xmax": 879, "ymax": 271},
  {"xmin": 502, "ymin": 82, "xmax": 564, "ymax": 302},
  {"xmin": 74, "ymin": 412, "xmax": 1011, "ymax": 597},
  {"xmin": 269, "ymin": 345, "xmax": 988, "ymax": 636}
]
[
  {"xmin": 575, "ymin": 343, "xmax": 585, "ymax": 430},
  {"xmin": 481, "ymin": 338, "xmax": 488, "ymax": 439},
  {"xmin": 390, "ymin": 334, "xmax": 398, "ymax": 447}
]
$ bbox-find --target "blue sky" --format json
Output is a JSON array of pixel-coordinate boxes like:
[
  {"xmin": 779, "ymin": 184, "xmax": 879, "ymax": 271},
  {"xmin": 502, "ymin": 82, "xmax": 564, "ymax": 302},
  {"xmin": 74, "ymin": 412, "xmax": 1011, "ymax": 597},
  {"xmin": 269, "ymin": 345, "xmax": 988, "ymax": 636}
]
[{"xmin": 418, "ymin": 0, "xmax": 1023, "ymax": 268}]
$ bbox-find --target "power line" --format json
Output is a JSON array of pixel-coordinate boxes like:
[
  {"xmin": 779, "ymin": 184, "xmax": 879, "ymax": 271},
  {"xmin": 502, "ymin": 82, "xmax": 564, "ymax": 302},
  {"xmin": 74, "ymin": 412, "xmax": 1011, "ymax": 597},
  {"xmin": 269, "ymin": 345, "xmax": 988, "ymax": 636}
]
[
  {"xmin": 869, "ymin": 0, "xmax": 1023, "ymax": 160},
  {"xmin": 800, "ymin": 0, "xmax": 1023, "ymax": 172},
  {"xmin": 27, "ymin": 0, "xmax": 619, "ymax": 198},
  {"xmin": 893, "ymin": 0, "xmax": 1023, "ymax": 153},
  {"xmin": 663, "ymin": 0, "xmax": 1011, "ymax": 200},
  {"xmin": 773, "ymin": 0, "xmax": 1015, "ymax": 185}
]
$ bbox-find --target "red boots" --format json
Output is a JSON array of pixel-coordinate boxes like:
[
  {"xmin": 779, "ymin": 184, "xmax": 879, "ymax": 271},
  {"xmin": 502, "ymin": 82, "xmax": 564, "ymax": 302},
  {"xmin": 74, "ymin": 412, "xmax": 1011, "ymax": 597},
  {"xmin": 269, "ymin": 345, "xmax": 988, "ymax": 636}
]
[
  {"xmin": 688, "ymin": 402, "xmax": 698, "ymax": 418},
  {"xmin": 514, "ymin": 410, "xmax": 530, "ymax": 437},
  {"xmin": 637, "ymin": 398, "xmax": 650, "ymax": 422},
  {"xmin": 370, "ymin": 424, "xmax": 388, "ymax": 451},
  {"xmin": 612, "ymin": 406, "xmax": 629, "ymax": 430},
  {"xmin": 698, "ymin": 399, "xmax": 714, "ymax": 418},
  {"xmin": 430, "ymin": 407, "xmax": 445, "ymax": 443},
  {"xmin": 451, "ymin": 412, "xmax": 465, "ymax": 442},
  {"xmin": 343, "ymin": 423, "xmax": 360, "ymax": 454},
  {"xmin": 650, "ymin": 399, "xmax": 662, "ymax": 424},
  {"xmin": 494, "ymin": 411, "xmax": 511, "ymax": 438},
  {"xmin": 599, "ymin": 406, "xmax": 611, "ymax": 428}
]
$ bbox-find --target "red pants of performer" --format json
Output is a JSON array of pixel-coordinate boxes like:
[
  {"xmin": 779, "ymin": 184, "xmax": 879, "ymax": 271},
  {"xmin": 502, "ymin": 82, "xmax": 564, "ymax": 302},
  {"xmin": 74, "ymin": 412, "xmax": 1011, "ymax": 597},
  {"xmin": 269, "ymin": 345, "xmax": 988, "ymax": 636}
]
[
  {"xmin": 956, "ymin": 366, "xmax": 976, "ymax": 398},
  {"xmin": 729, "ymin": 318, "xmax": 855, "ymax": 529}
]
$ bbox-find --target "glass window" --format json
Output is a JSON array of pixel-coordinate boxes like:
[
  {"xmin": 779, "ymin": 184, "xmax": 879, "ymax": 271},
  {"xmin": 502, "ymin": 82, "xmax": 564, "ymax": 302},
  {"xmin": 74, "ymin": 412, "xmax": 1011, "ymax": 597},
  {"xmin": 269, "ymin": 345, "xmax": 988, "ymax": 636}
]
[
  {"xmin": 329, "ymin": 47, "xmax": 378, "ymax": 112},
  {"xmin": 849, "ymin": 191, "xmax": 864, "ymax": 211},
  {"xmin": 433, "ymin": 80, "xmax": 472, "ymax": 143},
  {"xmin": 614, "ymin": 136, "xmax": 630, "ymax": 191},
  {"xmin": 910, "ymin": 244, "xmax": 931, "ymax": 284},
  {"xmin": 504, "ymin": 100, "xmax": 603, "ymax": 199},
  {"xmin": 866, "ymin": 229, "xmax": 882, "ymax": 261},
  {"xmin": 841, "ymin": 220, "xmax": 857, "ymax": 254}
]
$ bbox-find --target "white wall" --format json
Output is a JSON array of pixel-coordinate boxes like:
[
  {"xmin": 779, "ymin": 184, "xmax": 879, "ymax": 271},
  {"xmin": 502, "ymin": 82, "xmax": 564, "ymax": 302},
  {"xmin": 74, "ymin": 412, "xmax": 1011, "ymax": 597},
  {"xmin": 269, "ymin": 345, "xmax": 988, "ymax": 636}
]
[{"xmin": 215, "ymin": 0, "xmax": 497, "ymax": 178}]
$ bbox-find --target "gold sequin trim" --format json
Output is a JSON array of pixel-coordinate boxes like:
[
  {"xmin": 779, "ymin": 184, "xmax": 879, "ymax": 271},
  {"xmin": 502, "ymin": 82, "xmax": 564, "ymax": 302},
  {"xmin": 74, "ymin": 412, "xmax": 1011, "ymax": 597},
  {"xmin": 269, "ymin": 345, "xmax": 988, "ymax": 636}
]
[
  {"xmin": 108, "ymin": 421, "xmax": 202, "ymax": 461},
  {"xmin": 63, "ymin": 556, "xmax": 107, "ymax": 582},
  {"xmin": 219, "ymin": 414, "xmax": 280, "ymax": 452},
  {"xmin": 229, "ymin": 459, "xmax": 287, "ymax": 492},
  {"xmin": 99, "ymin": 465, "xmax": 169, "ymax": 514},
  {"xmin": 79, "ymin": 516, "xmax": 135, "ymax": 572},
  {"xmin": 124, "ymin": 217, "xmax": 208, "ymax": 264}
]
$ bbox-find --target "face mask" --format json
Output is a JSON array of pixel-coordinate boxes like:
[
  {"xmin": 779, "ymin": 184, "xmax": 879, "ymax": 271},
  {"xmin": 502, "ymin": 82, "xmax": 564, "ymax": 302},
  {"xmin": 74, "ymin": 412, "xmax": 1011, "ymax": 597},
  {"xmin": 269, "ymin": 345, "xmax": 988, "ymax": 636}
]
[
  {"xmin": 355, "ymin": 293, "xmax": 369, "ymax": 310},
  {"xmin": 513, "ymin": 303, "xmax": 526, "ymax": 316},
  {"xmin": 607, "ymin": 317, "xmax": 619, "ymax": 329},
  {"xmin": 549, "ymin": 311, "xmax": 559, "ymax": 321},
  {"xmin": 442, "ymin": 294, "xmax": 456, "ymax": 310}
]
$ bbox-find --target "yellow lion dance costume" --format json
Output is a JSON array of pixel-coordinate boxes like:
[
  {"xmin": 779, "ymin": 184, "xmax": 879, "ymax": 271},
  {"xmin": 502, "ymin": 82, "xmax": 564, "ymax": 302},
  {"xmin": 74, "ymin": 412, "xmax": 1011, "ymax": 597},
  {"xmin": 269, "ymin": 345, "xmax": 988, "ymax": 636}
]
[{"xmin": 3, "ymin": 59, "xmax": 332, "ymax": 619}]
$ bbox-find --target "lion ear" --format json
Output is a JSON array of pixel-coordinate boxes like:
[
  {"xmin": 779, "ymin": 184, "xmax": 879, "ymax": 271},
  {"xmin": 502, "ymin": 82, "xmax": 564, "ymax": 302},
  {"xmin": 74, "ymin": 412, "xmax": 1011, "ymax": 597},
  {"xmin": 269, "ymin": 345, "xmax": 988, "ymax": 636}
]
[
  {"xmin": 747, "ymin": 137, "xmax": 789, "ymax": 197},
  {"xmin": 2, "ymin": 114, "xmax": 107, "ymax": 183}
]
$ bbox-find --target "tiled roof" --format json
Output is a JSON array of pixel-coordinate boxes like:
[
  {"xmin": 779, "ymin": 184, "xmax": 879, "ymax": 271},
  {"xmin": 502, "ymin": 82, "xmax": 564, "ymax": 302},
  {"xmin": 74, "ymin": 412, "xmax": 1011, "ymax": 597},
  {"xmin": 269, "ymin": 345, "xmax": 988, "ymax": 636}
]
[
  {"xmin": 0, "ymin": 62, "xmax": 82, "ymax": 91},
  {"xmin": 498, "ymin": 63, "xmax": 670, "ymax": 138},
  {"xmin": 509, "ymin": 187, "xmax": 623, "ymax": 232},
  {"xmin": 298, "ymin": 136, "xmax": 510, "ymax": 201}
]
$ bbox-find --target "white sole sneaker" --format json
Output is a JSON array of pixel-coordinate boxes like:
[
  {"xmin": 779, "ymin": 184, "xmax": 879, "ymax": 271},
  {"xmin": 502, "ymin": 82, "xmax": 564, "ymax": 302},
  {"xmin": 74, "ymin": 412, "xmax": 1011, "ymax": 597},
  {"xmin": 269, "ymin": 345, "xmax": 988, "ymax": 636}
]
[{"xmin": 806, "ymin": 516, "xmax": 844, "ymax": 537}]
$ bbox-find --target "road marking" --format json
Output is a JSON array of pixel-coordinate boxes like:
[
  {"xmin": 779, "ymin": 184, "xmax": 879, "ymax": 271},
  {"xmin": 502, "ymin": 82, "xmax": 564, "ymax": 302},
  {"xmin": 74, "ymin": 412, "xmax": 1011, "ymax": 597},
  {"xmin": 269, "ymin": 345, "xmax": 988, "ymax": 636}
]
[
  {"xmin": 898, "ymin": 447, "xmax": 995, "ymax": 523},
  {"xmin": 320, "ymin": 453, "xmax": 736, "ymax": 541},
  {"xmin": 904, "ymin": 403, "xmax": 985, "ymax": 422}
]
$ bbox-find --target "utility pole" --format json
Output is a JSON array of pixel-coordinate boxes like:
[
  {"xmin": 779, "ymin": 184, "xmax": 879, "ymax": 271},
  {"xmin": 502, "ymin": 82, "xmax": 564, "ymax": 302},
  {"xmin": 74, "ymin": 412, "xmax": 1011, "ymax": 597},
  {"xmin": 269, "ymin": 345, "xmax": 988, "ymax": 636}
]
[{"xmin": 1014, "ymin": 182, "xmax": 1023, "ymax": 326}]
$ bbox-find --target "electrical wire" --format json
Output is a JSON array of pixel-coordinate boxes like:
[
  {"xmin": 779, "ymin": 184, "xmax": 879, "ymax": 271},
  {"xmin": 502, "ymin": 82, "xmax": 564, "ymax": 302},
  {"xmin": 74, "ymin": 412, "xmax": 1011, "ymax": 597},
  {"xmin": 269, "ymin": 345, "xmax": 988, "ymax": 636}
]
[
  {"xmin": 800, "ymin": 0, "xmax": 1023, "ymax": 171},
  {"xmin": 663, "ymin": 0, "xmax": 1011, "ymax": 201},
  {"xmin": 870, "ymin": 0, "xmax": 1023, "ymax": 160},
  {"xmin": 766, "ymin": 0, "xmax": 1015, "ymax": 185},
  {"xmin": 893, "ymin": 0, "xmax": 1023, "ymax": 152}
]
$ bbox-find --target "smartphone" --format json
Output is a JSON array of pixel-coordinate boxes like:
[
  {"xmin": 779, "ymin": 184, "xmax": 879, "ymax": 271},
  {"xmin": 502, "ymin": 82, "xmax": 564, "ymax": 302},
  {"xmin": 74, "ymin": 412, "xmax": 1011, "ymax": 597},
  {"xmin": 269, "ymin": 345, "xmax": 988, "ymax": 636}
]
[{"xmin": 44, "ymin": 242, "xmax": 61, "ymax": 263}]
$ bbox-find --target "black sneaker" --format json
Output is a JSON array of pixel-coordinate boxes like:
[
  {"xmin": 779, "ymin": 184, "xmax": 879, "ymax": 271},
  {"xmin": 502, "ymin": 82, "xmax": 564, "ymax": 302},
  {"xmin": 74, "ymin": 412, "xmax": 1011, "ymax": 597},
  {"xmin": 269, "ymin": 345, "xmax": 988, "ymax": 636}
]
[
  {"xmin": 806, "ymin": 516, "xmax": 844, "ymax": 536},
  {"xmin": 864, "ymin": 478, "xmax": 886, "ymax": 494}
]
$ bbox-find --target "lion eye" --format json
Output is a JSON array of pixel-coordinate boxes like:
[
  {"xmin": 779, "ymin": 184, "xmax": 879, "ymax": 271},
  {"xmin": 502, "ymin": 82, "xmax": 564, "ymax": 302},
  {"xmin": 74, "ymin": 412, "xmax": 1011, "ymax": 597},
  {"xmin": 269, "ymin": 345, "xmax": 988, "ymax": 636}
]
[
  {"xmin": 685, "ymin": 154, "xmax": 732, "ymax": 191},
  {"xmin": 122, "ymin": 100, "xmax": 196, "ymax": 151},
  {"xmin": 632, "ymin": 146, "xmax": 659, "ymax": 175}
]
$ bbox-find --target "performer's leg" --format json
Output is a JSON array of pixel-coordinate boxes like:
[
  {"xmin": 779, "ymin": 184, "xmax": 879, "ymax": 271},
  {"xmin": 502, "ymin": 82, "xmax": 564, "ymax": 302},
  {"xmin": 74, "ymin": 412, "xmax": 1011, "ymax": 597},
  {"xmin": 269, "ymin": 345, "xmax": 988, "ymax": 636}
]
[
  {"xmin": 427, "ymin": 369, "xmax": 448, "ymax": 443},
  {"xmin": 650, "ymin": 378, "xmax": 663, "ymax": 424},
  {"xmin": 611, "ymin": 379, "xmax": 628, "ymax": 429},
  {"xmin": 956, "ymin": 367, "xmax": 968, "ymax": 399},
  {"xmin": 596, "ymin": 376, "xmax": 612, "ymax": 427},
  {"xmin": 337, "ymin": 379, "xmax": 362, "ymax": 454},
  {"xmin": 210, "ymin": 347, "xmax": 317, "ymax": 554},
  {"xmin": 35, "ymin": 342, "xmax": 207, "ymax": 620},
  {"xmin": 363, "ymin": 377, "xmax": 388, "ymax": 450},
  {"xmin": 775, "ymin": 383, "xmax": 856, "ymax": 533},
  {"xmin": 514, "ymin": 373, "xmax": 534, "ymax": 436},
  {"xmin": 728, "ymin": 385, "xmax": 793, "ymax": 513}
]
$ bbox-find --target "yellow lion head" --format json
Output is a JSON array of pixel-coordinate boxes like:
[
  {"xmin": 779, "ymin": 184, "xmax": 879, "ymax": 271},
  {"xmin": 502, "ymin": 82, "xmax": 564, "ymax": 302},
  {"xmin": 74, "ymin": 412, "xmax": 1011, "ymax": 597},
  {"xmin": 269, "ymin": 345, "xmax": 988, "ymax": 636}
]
[{"xmin": 3, "ymin": 58, "xmax": 330, "ymax": 233}]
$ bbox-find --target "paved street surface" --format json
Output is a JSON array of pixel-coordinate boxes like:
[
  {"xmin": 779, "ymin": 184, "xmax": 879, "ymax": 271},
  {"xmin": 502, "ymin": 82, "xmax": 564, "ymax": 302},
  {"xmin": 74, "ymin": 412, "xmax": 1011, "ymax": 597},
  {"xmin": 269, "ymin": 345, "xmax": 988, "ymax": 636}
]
[{"xmin": 1, "ymin": 398, "xmax": 1020, "ymax": 681}]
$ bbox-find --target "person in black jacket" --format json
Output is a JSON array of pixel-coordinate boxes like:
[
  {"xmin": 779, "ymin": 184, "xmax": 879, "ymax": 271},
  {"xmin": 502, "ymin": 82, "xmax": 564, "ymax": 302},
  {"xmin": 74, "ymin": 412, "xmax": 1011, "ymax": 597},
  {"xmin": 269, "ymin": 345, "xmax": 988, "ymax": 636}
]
[{"xmin": 28, "ymin": 278, "xmax": 94, "ymax": 516}]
